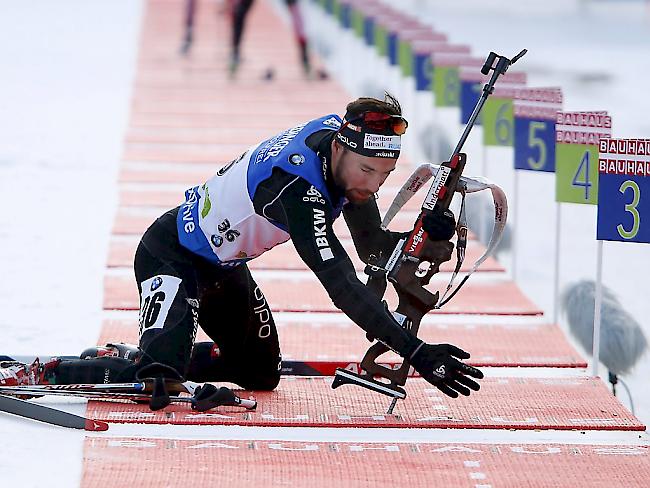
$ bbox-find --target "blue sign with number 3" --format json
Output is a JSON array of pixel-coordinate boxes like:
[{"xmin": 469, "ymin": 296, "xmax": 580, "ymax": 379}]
[{"xmin": 597, "ymin": 172, "xmax": 649, "ymax": 243}]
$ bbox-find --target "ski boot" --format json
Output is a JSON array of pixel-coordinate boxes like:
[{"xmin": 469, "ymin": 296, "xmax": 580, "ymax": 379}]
[
  {"xmin": 180, "ymin": 27, "xmax": 193, "ymax": 56},
  {"xmin": 79, "ymin": 343, "xmax": 142, "ymax": 362},
  {"xmin": 228, "ymin": 51, "xmax": 241, "ymax": 78},
  {"xmin": 0, "ymin": 358, "xmax": 61, "ymax": 397}
]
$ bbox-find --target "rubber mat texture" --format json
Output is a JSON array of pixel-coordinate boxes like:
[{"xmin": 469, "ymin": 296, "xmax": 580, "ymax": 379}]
[
  {"xmin": 82, "ymin": 438, "xmax": 650, "ymax": 488},
  {"xmin": 86, "ymin": 377, "xmax": 643, "ymax": 430}
]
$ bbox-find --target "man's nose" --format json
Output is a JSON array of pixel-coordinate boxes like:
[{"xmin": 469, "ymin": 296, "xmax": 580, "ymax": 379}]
[{"xmin": 368, "ymin": 174, "xmax": 383, "ymax": 193}]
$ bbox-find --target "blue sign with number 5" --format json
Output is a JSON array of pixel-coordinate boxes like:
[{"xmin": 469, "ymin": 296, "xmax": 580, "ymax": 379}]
[{"xmin": 514, "ymin": 118, "xmax": 556, "ymax": 172}]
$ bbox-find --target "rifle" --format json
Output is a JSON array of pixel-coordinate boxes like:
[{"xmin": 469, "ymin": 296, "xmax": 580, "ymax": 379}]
[{"xmin": 332, "ymin": 49, "xmax": 527, "ymax": 413}]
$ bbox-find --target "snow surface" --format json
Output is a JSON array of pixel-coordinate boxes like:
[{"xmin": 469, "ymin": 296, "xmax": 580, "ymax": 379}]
[
  {"xmin": 1, "ymin": 0, "xmax": 649, "ymax": 486},
  {"xmin": 0, "ymin": 1, "xmax": 142, "ymax": 486}
]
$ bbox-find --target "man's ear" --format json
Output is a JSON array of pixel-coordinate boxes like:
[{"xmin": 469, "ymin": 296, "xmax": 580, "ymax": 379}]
[{"xmin": 332, "ymin": 137, "xmax": 340, "ymax": 154}]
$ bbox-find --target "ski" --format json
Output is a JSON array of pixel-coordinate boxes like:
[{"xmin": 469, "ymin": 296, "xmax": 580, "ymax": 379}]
[
  {"xmin": 0, "ymin": 381, "xmax": 257, "ymax": 411},
  {"xmin": 0, "ymin": 393, "xmax": 108, "ymax": 431},
  {"xmin": 1, "ymin": 355, "xmax": 416, "ymax": 378}
]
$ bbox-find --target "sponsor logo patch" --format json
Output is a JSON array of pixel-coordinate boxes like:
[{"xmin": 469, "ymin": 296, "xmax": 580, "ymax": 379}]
[
  {"xmin": 374, "ymin": 151, "xmax": 396, "ymax": 158},
  {"xmin": 289, "ymin": 153, "xmax": 305, "ymax": 166},
  {"xmin": 150, "ymin": 277, "xmax": 163, "ymax": 291},
  {"xmin": 303, "ymin": 185, "xmax": 326, "ymax": 205},
  {"xmin": 336, "ymin": 132, "xmax": 357, "ymax": 148},
  {"xmin": 364, "ymin": 133, "xmax": 401, "ymax": 151},
  {"xmin": 323, "ymin": 116, "xmax": 341, "ymax": 128},
  {"xmin": 312, "ymin": 208, "xmax": 334, "ymax": 261},
  {"xmin": 433, "ymin": 364, "xmax": 446, "ymax": 378}
]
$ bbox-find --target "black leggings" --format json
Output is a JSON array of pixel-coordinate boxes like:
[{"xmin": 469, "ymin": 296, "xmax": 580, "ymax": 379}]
[
  {"xmin": 56, "ymin": 208, "xmax": 281, "ymax": 391},
  {"xmin": 232, "ymin": 0, "xmax": 254, "ymax": 58}
]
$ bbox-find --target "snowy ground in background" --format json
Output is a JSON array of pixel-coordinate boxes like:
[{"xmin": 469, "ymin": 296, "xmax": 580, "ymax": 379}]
[
  {"xmin": 1, "ymin": 1, "xmax": 650, "ymax": 486},
  {"xmin": 0, "ymin": 1, "xmax": 142, "ymax": 485}
]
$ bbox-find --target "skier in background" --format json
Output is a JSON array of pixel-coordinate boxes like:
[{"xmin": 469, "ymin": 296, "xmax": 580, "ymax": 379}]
[{"xmin": 180, "ymin": 0, "xmax": 320, "ymax": 78}]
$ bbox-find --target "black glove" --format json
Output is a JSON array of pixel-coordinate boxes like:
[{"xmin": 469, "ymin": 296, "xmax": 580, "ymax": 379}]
[
  {"xmin": 422, "ymin": 207, "xmax": 456, "ymax": 241},
  {"xmin": 409, "ymin": 341, "xmax": 483, "ymax": 398}
]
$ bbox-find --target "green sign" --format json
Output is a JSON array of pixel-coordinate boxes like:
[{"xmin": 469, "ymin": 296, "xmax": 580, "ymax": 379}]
[
  {"xmin": 351, "ymin": 9, "xmax": 363, "ymax": 38},
  {"xmin": 555, "ymin": 143, "xmax": 599, "ymax": 204},
  {"xmin": 398, "ymin": 40, "xmax": 413, "ymax": 77},
  {"xmin": 375, "ymin": 25, "xmax": 387, "ymax": 57},
  {"xmin": 483, "ymin": 97, "xmax": 513, "ymax": 146},
  {"xmin": 333, "ymin": 0, "xmax": 341, "ymax": 21},
  {"xmin": 433, "ymin": 66, "xmax": 460, "ymax": 107}
]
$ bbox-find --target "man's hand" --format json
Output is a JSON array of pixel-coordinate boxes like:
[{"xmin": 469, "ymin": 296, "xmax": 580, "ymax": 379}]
[
  {"xmin": 409, "ymin": 341, "xmax": 483, "ymax": 398},
  {"xmin": 422, "ymin": 207, "xmax": 456, "ymax": 241}
]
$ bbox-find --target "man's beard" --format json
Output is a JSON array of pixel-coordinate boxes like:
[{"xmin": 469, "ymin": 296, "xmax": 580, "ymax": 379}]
[
  {"xmin": 333, "ymin": 154, "xmax": 373, "ymax": 203},
  {"xmin": 345, "ymin": 189, "xmax": 373, "ymax": 203}
]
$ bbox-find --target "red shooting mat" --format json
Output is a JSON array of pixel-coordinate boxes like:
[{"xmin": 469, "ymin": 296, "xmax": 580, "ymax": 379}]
[
  {"xmin": 98, "ymin": 317, "xmax": 586, "ymax": 368},
  {"xmin": 82, "ymin": 438, "xmax": 650, "ymax": 488},
  {"xmin": 107, "ymin": 235, "xmax": 502, "ymax": 272},
  {"xmin": 103, "ymin": 274, "xmax": 542, "ymax": 315},
  {"xmin": 85, "ymin": 376, "xmax": 643, "ymax": 430}
]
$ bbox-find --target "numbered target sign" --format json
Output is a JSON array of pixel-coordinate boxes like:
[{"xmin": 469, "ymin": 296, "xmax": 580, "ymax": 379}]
[
  {"xmin": 397, "ymin": 29, "xmax": 428, "ymax": 77},
  {"xmin": 483, "ymin": 86, "xmax": 518, "ymax": 146},
  {"xmin": 373, "ymin": 16, "xmax": 387, "ymax": 54},
  {"xmin": 351, "ymin": 5, "xmax": 364, "ymax": 38},
  {"xmin": 335, "ymin": 0, "xmax": 350, "ymax": 25},
  {"xmin": 387, "ymin": 28, "xmax": 399, "ymax": 66},
  {"xmin": 362, "ymin": 13, "xmax": 376, "ymax": 47},
  {"xmin": 461, "ymin": 71, "xmax": 526, "ymax": 127},
  {"xmin": 597, "ymin": 139, "xmax": 650, "ymax": 243},
  {"xmin": 513, "ymin": 87, "xmax": 562, "ymax": 172},
  {"xmin": 555, "ymin": 111, "xmax": 611, "ymax": 204},
  {"xmin": 411, "ymin": 39, "xmax": 450, "ymax": 91},
  {"xmin": 431, "ymin": 50, "xmax": 472, "ymax": 108}
]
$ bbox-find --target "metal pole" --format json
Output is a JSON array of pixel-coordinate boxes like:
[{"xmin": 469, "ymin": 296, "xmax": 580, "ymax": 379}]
[
  {"xmin": 592, "ymin": 240, "xmax": 604, "ymax": 377},
  {"xmin": 553, "ymin": 202, "xmax": 561, "ymax": 324}
]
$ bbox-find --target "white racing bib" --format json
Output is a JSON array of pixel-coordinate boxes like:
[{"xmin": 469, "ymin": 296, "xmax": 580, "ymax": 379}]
[{"xmin": 138, "ymin": 275, "xmax": 182, "ymax": 337}]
